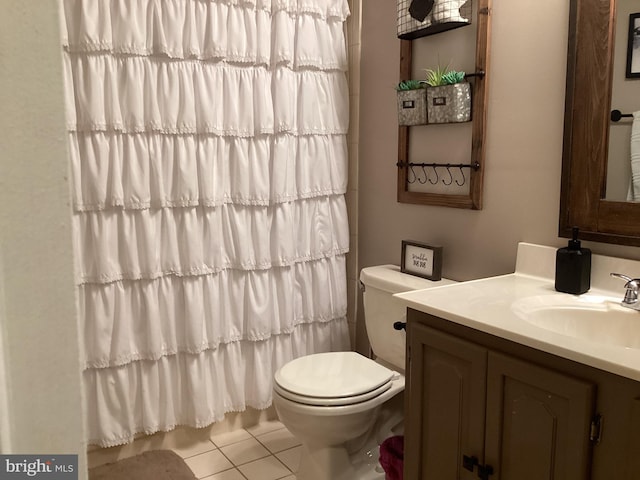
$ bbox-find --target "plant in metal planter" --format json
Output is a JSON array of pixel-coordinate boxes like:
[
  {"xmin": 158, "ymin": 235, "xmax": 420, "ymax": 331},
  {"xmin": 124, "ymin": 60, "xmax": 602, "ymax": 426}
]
[
  {"xmin": 423, "ymin": 64, "xmax": 471, "ymax": 124},
  {"xmin": 396, "ymin": 80, "xmax": 428, "ymax": 126}
]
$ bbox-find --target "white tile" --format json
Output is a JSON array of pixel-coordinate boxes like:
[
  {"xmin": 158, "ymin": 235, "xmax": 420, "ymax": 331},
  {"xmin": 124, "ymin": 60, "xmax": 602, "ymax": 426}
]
[
  {"xmin": 275, "ymin": 445, "xmax": 301, "ymax": 473},
  {"xmin": 172, "ymin": 440, "xmax": 217, "ymax": 460},
  {"xmin": 201, "ymin": 468, "xmax": 247, "ymax": 480},
  {"xmin": 184, "ymin": 449, "xmax": 233, "ymax": 478},
  {"xmin": 219, "ymin": 437, "xmax": 270, "ymax": 466},
  {"xmin": 211, "ymin": 428, "xmax": 253, "ymax": 448},
  {"xmin": 256, "ymin": 428, "xmax": 300, "ymax": 454},
  {"xmin": 164, "ymin": 428, "xmax": 217, "ymax": 459},
  {"xmin": 237, "ymin": 456, "xmax": 291, "ymax": 480},
  {"xmin": 246, "ymin": 420, "xmax": 285, "ymax": 437}
]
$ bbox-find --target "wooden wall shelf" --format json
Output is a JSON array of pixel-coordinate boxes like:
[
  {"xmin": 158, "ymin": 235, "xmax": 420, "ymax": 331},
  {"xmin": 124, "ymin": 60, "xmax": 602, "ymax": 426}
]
[{"xmin": 397, "ymin": 0, "xmax": 492, "ymax": 210}]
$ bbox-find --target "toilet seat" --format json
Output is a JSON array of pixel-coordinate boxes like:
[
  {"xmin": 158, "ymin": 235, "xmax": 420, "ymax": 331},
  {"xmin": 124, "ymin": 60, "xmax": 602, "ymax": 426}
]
[
  {"xmin": 274, "ymin": 351, "xmax": 396, "ymax": 406},
  {"xmin": 273, "ymin": 374, "xmax": 405, "ymax": 417},
  {"xmin": 274, "ymin": 378, "xmax": 393, "ymax": 406}
]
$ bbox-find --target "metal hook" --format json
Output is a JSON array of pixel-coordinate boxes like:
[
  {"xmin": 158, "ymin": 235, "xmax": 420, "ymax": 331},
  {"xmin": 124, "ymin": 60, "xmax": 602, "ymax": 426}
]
[
  {"xmin": 408, "ymin": 164, "xmax": 418, "ymax": 184},
  {"xmin": 429, "ymin": 165, "xmax": 439, "ymax": 184},
  {"xmin": 455, "ymin": 165, "xmax": 466, "ymax": 186},
  {"xmin": 417, "ymin": 165, "xmax": 428, "ymax": 184},
  {"xmin": 442, "ymin": 165, "xmax": 453, "ymax": 186}
]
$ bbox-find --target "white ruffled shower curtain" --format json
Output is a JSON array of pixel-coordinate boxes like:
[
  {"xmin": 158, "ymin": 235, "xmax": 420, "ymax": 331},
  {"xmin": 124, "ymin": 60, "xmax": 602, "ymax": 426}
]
[{"xmin": 60, "ymin": 0, "xmax": 351, "ymax": 447}]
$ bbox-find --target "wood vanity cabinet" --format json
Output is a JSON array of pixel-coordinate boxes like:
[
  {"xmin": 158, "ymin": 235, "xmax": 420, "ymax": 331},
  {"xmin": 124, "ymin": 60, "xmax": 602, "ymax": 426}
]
[{"xmin": 404, "ymin": 309, "xmax": 640, "ymax": 480}]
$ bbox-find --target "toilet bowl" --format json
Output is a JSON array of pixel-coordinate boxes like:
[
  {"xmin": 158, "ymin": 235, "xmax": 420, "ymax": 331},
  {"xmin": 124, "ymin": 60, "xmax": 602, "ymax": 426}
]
[
  {"xmin": 273, "ymin": 265, "xmax": 456, "ymax": 480},
  {"xmin": 273, "ymin": 352, "xmax": 405, "ymax": 480}
]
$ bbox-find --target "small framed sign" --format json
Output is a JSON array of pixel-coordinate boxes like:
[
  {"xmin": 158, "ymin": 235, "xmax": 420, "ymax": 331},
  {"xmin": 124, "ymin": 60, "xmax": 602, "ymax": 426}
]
[{"xmin": 401, "ymin": 240, "xmax": 443, "ymax": 281}]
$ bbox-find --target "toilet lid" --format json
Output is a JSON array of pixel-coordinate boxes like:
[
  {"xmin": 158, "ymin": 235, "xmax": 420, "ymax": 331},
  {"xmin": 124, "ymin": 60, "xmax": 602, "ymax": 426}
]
[
  {"xmin": 274, "ymin": 351, "xmax": 395, "ymax": 399},
  {"xmin": 274, "ymin": 379, "xmax": 393, "ymax": 406}
]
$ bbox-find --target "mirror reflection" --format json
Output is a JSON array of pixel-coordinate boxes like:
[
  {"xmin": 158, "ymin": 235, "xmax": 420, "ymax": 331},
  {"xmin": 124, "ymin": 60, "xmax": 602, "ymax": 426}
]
[{"xmin": 606, "ymin": 0, "xmax": 640, "ymax": 201}]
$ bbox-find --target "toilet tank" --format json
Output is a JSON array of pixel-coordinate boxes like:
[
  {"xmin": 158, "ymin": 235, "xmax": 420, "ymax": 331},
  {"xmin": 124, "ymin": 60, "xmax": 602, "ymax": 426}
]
[{"xmin": 360, "ymin": 265, "xmax": 456, "ymax": 370}]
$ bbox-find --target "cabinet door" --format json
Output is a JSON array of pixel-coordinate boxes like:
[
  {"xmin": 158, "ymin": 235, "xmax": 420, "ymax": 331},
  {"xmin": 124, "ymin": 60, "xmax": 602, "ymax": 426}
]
[
  {"xmin": 405, "ymin": 322, "xmax": 487, "ymax": 480},
  {"xmin": 484, "ymin": 352, "xmax": 595, "ymax": 480},
  {"xmin": 625, "ymin": 398, "xmax": 640, "ymax": 479}
]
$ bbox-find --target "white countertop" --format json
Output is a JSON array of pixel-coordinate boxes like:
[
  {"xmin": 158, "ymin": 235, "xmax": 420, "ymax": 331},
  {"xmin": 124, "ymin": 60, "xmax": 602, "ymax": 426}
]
[{"xmin": 393, "ymin": 243, "xmax": 640, "ymax": 382}]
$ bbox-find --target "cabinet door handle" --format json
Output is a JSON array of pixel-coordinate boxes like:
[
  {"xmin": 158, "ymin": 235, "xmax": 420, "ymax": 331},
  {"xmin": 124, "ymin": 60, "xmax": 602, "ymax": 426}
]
[
  {"xmin": 462, "ymin": 455, "xmax": 494, "ymax": 479},
  {"xmin": 478, "ymin": 464, "xmax": 494, "ymax": 480},
  {"xmin": 462, "ymin": 455, "xmax": 478, "ymax": 471},
  {"xmin": 393, "ymin": 321, "xmax": 407, "ymax": 331}
]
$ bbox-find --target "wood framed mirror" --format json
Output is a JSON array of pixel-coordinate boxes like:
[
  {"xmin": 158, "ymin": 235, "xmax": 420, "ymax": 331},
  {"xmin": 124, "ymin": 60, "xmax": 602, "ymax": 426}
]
[
  {"xmin": 397, "ymin": 0, "xmax": 492, "ymax": 209},
  {"xmin": 560, "ymin": 0, "xmax": 640, "ymax": 245}
]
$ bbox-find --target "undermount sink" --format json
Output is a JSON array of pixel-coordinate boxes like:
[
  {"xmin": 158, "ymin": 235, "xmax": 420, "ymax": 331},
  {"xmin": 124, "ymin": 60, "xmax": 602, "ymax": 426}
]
[{"xmin": 511, "ymin": 293, "xmax": 640, "ymax": 349}]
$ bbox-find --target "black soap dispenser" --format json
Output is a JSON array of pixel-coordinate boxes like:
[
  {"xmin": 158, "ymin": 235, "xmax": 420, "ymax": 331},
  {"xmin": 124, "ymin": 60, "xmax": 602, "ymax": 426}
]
[{"xmin": 555, "ymin": 227, "xmax": 591, "ymax": 294}]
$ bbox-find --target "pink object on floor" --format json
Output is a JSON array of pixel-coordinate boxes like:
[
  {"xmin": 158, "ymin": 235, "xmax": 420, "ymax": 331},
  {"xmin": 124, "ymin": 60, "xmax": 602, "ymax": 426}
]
[{"xmin": 379, "ymin": 435, "xmax": 404, "ymax": 480}]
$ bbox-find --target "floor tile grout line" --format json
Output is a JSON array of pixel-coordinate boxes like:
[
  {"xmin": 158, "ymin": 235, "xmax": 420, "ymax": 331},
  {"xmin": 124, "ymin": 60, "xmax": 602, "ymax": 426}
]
[
  {"xmin": 198, "ymin": 466, "xmax": 249, "ymax": 480},
  {"xmin": 273, "ymin": 445, "xmax": 302, "ymax": 461},
  {"xmin": 214, "ymin": 443, "xmax": 242, "ymax": 470},
  {"xmin": 185, "ymin": 446, "xmax": 238, "ymax": 479},
  {"xmin": 179, "ymin": 440, "xmax": 218, "ymax": 460},
  {"xmin": 228, "ymin": 451, "xmax": 272, "ymax": 468},
  {"xmin": 233, "ymin": 452, "xmax": 295, "ymax": 476},
  {"xmin": 247, "ymin": 428, "xmax": 287, "ymax": 442},
  {"xmin": 213, "ymin": 427, "xmax": 297, "ymax": 474},
  {"xmin": 274, "ymin": 472, "xmax": 296, "ymax": 480},
  {"xmin": 217, "ymin": 435, "xmax": 274, "ymax": 467},
  {"xmin": 212, "ymin": 441, "xmax": 289, "ymax": 474},
  {"xmin": 252, "ymin": 433, "xmax": 301, "ymax": 456},
  {"xmin": 270, "ymin": 452, "xmax": 296, "ymax": 474},
  {"xmin": 210, "ymin": 428, "xmax": 254, "ymax": 449},
  {"xmin": 246, "ymin": 422, "xmax": 285, "ymax": 434},
  {"xmin": 210, "ymin": 426, "xmax": 298, "ymax": 456},
  {"xmin": 254, "ymin": 439, "xmax": 278, "ymax": 455},
  {"xmin": 210, "ymin": 424, "xmax": 284, "ymax": 446}
]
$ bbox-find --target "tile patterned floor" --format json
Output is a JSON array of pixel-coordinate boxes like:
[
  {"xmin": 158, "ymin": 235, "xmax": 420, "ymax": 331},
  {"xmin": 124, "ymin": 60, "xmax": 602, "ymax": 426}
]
[{"xmin": 88, "ymin": 418, "xmax": 301, "ymax": 480}]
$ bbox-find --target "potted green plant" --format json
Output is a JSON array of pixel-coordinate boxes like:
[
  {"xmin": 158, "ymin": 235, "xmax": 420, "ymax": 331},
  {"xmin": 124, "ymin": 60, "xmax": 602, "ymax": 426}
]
[
  {"xmin": 396, "ymin": 79, "xmax": 427, "ymax": 126},
  {"xmin": 423, "ymin": 64, "xmax": 471, "ymax": 124}
]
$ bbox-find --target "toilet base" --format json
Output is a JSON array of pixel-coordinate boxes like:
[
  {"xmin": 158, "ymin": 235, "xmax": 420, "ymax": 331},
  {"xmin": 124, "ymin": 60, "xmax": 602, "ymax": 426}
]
[
  {"xmin": 297, "ymin": 443, "xmax": 354, "ymax": 480},
  {"xmin": 296, "ymin": 443, "xmax": 386, "ymax": 480},
  {"xmin": 288, "ymin": 393, "xmax": 405, "ymax": 480}
]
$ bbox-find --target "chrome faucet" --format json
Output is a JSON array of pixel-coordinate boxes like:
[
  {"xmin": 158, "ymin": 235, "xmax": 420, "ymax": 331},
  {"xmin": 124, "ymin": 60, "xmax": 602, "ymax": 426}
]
[{"xmin": 610, "ymin": 273, "xmax": 640, "ymax": 310}]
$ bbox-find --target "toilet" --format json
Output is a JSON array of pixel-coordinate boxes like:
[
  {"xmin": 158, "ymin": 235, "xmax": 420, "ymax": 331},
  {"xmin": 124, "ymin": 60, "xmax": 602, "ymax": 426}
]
[{"xmin": 273, "ymin": 265, "xmax": 455, "ymax": 480}]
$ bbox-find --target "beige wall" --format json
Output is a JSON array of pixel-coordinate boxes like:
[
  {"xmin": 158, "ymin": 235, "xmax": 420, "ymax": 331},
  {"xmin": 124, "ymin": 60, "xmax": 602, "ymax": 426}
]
[
  {"xmin": 346, "ymin": 0, "xmax": 362, "ymax": 349},
  {"xmin": 355, "ymin": 0, "xmax": 640, "ymax": 350},
  {"xmin": 358, "ymin": 0, "xmax": 640, "ymax": 285},
  {"xmin": 0, "ymin": 0, "xmax": 87, "ymax": 473}
]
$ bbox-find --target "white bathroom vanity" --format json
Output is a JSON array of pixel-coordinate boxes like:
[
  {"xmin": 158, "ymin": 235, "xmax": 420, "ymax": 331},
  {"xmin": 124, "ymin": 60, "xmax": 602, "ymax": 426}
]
[{"xmin": 394, "ymin": 243, "xmax": 640, "ymax": 480}]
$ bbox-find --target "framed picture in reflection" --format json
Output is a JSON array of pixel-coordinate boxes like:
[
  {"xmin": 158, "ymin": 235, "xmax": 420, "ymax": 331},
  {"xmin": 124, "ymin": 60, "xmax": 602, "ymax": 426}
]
[{"xmin": 626, "ymin": 13, "xmax": 640, "ymax": 78}]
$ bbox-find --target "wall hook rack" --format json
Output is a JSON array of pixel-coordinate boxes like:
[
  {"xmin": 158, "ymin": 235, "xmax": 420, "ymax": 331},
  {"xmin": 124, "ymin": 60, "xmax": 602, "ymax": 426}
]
[{"xmin": 397, "ymin": 162, "xmax": 480, "ymax": 187}]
